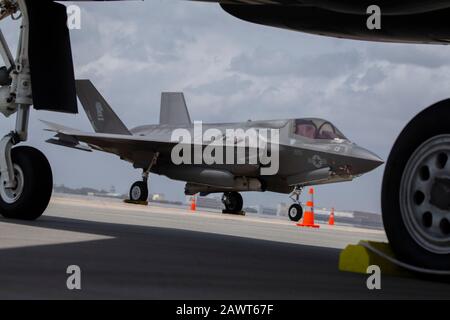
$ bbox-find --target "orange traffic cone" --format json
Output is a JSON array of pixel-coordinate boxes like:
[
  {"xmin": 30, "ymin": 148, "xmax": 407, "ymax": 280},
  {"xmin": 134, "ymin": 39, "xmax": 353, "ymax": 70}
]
[
  {"xmin": 190, "ymin": 196, "xmax": 197, "ymax": 211},
  {"xmin": 297, "ymin": 187, "xmax": 320, "ymax": 228},
  {"xmin": 328, "ymin": 207, "xmax": 335, "ymax": 226}
]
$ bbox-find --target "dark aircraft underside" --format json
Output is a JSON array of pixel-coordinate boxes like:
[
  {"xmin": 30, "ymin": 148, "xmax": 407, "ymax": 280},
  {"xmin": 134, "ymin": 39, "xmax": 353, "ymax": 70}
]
[{"xmin": 220, "ymin": 4, "xmax": 450, "ymax": 44}]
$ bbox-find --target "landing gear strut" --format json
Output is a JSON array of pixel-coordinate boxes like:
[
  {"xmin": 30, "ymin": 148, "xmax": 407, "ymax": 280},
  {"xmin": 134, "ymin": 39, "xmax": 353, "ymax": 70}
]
[
  {"xmin": 288, "ymin": 185, "xmax": 303, "ymax": 222},
  {"xmin": 0, "ymin": 1, "xmax": 52, "ymax": 220},
  {"xmin": 222, "ymin": 191, "xmax": 243, "ymax": 214},
  {"xmin": 382, "ymin": 100, "xmax": 450, "ymax": 270}
]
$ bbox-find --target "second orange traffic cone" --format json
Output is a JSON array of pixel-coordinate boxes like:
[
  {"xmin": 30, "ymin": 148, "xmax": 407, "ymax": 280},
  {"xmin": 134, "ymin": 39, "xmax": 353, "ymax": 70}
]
[
  {"xmin": 297, "ymin": 187, "xmax": 320, "ymax": 228},
  {"xmin": 190, "ymin": 195, "xmax": 197, "ymax": 211},
  {"xmin": 328, "ymin": 207, "xmax": 335, "ymax": 226}
]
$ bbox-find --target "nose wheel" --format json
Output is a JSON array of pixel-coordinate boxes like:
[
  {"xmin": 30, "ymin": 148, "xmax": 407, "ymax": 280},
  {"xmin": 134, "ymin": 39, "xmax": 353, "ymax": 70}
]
[{"xmin": 288, "ymin": 203, "xmax": 303, "ymax": 222}]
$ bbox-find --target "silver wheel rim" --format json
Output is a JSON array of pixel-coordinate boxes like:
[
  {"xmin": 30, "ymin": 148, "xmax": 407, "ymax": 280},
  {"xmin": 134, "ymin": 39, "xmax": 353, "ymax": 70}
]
[
  {"xmin": 400, "ymin": 134, "xmax": 450, "ymax": 254},
  {"xmin": 131, "ymin": 185, "xmax": 142, "ymax": 200},
  {"xmin": 0, "ymin": 164, "xmax": 24, "ymax": 204},
  {"xmin": 222, "ymin": 194, "xmax": 234, "ymax": 209},
  {"xmin": 290, "ymin": 207, "xmax": 297, "ymax": 217}
]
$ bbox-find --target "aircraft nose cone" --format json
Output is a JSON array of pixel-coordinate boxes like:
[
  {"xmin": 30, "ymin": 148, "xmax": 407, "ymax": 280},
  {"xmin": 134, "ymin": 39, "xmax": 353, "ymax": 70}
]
[{"xmin": 351, "ymin": 145, "xmax": 384, "ymax": 174}]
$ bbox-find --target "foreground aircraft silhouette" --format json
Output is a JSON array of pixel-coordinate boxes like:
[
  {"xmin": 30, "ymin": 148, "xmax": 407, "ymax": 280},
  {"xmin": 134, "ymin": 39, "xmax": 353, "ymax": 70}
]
[
  {"xmin": 0, "ymin": 0, "xmax": 448, "ymax": 269},
  {"xmin": 44, "ymin": 80, "xmax": 382, "ymax": 221}
]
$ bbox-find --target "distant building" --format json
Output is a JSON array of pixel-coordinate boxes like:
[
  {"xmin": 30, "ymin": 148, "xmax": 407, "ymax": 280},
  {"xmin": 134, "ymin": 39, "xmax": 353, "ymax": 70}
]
[
  {"xmin": 53, "ymin": 184, "xmax": 125, "ymax": 199},
  {"xmin": 244, "ymin": 206, "xmax": 258, "ymax": 213},
  {"xmin": 246, "ymin": 205, "xmax": 278, "ymax": 216},
  {"xmin": 277, "ymin": 203, "xmax": 288, "ymax": 217},
  {"xmin": 151, "ymin": 194, "xmax": 165, "ymax": 202},
  {"xmin": 260, "ymin": 206, "xmax": 278, "ymax": 216},
  {"xmin": 195, "ymin": 196, "xmax": 223, "ymax": 210}
]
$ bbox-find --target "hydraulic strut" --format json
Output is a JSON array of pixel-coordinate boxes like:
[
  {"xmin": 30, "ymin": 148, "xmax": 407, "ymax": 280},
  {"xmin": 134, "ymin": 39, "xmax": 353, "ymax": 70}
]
[{"xmin": 0, "ymin": 0, "xmax": 32, "ymax": 189}]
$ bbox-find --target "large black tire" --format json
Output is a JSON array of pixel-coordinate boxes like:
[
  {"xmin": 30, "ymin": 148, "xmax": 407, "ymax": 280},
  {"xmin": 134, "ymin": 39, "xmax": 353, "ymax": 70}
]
[
  {"xmin": 222, "ymin": 191, "xmax": 243, "ymax": 213},
  {"xmin": 0, "ymin": 146, "xmax": 52, "ymax": 220},
  {"xmin": 129, "ymin": 181, "xmax": 148, "ymax": 202},
  {"xmin": 382, "ymin": 99, "xmax": 450, "ymax": 270},
  {"xmin": 288, "ymin": 204, "xmax": 303, "ymax": 222}
]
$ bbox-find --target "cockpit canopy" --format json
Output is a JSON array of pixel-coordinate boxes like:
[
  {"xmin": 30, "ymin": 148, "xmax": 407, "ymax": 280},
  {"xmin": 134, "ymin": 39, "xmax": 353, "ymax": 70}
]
[{"xmin": 293, "ymin": 118, "xmax": 348, "ymax": 141}]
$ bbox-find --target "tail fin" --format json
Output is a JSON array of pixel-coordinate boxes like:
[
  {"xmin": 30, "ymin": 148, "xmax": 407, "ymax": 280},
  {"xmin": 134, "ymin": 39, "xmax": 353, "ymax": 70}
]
[
  {"xmin": 160, "ymin": 92, "xmax": 192, "ymax": 125},
  {"xmin": 75, "ymin": 80, "xmax": 131, "ymax": 135}
]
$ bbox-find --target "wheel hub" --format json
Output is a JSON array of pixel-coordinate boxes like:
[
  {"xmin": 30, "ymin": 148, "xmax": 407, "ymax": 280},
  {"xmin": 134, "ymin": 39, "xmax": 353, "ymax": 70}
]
[
  {"xmin": 131, "ymin": 186, "xmax": 141, "ymax": 200},
  {"xmin": 400, "ymin": 134, "xmax": 450, "ymax": 254},
  {"xmin": 223, "ymin": 195, "xmax": 234, "ymax": 209},
  {"xmin": 430, "ymin": 177, "xmax": 450, "ymax": 211},
  {"xmin": 0, "ymin": 164, "xmax": 24, "ymax": 204},
  {"xmin": 290, "ymin": 207, "xmax": 297, "ymax": 216}
]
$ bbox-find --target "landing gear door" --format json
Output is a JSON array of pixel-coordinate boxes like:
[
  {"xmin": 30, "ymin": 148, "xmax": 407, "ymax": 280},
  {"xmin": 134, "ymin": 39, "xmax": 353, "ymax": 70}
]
[{"xmin": 26, "ymin": 0, "xmax": 77, "ymax": 114}]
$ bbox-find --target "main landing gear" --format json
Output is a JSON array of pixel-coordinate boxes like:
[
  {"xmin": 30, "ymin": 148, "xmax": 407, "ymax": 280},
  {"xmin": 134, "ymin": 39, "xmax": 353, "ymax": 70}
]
[
  {"xmin": 129, "ymin": 152, "xmax": 159, "ymax": 202},
  {"xmin": 129, "ymin": 181, "xmax": 148, "ymax": 202},
  {"xmin": 0, "ymin": 1, "xmax": 52, "ymax": 221},
  {"xmin": 222, "ymin": 191, "xmax": 243, "ymax": 214},
  {"xmin": 288, "ymin": 185, "xmax": 303, "ymax": 222},
  {"xmin": 382, "ymin": 100, "xmax": 450, "ymax": 270},
  {"xmin": 0, "ymin": 145, "xmax": 52, "ymax": 220}
]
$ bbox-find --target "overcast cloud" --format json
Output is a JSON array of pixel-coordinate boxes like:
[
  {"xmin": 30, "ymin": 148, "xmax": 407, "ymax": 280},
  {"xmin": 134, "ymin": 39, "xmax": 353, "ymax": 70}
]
[{"xmin": 2, "ymin": 1, "xmax": 450, "ymax": 213}]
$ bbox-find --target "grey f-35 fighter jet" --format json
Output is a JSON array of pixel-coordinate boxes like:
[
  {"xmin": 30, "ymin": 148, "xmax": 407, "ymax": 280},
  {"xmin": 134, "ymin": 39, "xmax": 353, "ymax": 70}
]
[{"xmin": 44, "ymin": 80, "xmax": 383, "ymax": 221}]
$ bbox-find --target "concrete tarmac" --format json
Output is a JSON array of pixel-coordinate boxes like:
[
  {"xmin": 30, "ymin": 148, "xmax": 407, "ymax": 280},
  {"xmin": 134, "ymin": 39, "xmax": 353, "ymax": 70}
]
[{"xmin": 0, "ymin": 195, "xmax": 449, "ymax": 299}]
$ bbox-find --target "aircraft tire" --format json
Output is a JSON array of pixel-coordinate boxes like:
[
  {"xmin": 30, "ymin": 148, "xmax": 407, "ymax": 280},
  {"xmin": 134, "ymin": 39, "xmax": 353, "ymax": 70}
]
[
  {"xmin": 288, "ymin": 203, "xmax": 303, "ymax": 222},
  {"xmin": 222, "ymin": 191, "xmax": 243, "ymax": 213},
  {"xmin": 130, "ymin": 181, "xmax": 148, "ymax": 202},
  {"xmin": 0, "ymin": 146, "xmax": 52, "ymax": 221},
  {"xmin": 382, "ymin": 99, "xmax": 450, "ymax": 270}
]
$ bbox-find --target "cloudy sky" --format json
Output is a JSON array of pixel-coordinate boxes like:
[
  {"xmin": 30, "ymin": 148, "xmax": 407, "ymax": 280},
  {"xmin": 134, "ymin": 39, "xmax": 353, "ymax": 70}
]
[{"xmin": 2, "ymin": 1, "xmax": 450, "ymax": 213}]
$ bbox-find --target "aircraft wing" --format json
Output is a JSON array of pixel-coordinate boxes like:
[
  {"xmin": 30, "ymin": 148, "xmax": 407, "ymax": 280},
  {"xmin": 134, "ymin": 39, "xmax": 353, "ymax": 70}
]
[{"xmin": 42, "ymin": 120, "xmax": 177, "ymax": 168}]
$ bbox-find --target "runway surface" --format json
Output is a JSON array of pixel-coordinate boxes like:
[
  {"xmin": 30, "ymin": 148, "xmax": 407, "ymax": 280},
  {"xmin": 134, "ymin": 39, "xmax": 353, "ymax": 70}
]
[{"xmin": 0, "ymin": 195, "xmax": 449, "ymax": 299}]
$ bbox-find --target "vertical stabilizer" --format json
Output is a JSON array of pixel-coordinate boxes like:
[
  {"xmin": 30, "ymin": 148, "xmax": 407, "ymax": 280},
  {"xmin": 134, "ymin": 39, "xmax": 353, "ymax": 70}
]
[
  {"xmin": 160, "ymin": 92, "xmax": 192, "ymax": 125},
  {"xmin": 76, "ymin": 80, "xmax": 131, "ymax": 135}
]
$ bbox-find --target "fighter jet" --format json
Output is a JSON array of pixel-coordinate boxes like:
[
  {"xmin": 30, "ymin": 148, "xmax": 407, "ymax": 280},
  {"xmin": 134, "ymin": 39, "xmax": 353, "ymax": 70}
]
[{"xmin": 44, "ymin": 80, "xmax": 382, "ymax": 221}]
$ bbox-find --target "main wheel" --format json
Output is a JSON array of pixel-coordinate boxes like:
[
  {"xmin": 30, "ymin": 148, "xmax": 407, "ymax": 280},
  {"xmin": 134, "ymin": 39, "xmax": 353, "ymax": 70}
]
[
  {"xmin": 129, "ymin": 181, "xmax": 148, "ymax": 201},
  {"xmin": 222, "ymin": 191, "xmax": 243, "ymax": 213},
  {"xmin": 288, "ymin": 204, "xmax": 303, "ymax": 222},
  {"xmin": 0, "ymin": 146, "xmax": 53, "ymax": 220},
  {"xmin": 382, "ymin": 99, "xmax": 450, "ymax": 270}
]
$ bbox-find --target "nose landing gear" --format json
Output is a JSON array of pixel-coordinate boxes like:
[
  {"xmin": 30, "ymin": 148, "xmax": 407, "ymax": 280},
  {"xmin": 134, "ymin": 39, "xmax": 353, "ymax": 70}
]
[{"xmin": 288, "ymin": 185, "xmax": 303, "ymax": 222}]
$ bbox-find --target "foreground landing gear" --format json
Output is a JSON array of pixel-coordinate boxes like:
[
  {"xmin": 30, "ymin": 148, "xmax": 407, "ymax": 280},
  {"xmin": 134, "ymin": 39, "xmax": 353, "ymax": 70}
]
[
  {"xmin": 382, "ymin": 100, "xmax": 450, "ymax": 270},
  {"xmin": 288, "ymin": 185, "xmax": 303, "ymax": 222},
  {"xmin": 0, "ymin": 146, "xmax": 52, "ymax": 220},
  {"xmin": 0, "ymin": 3, "xmax": 53, "ymax": 221},
  {"xmin": 222, "ymin": 191, "xmax": 243, "ymax": 214}
]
